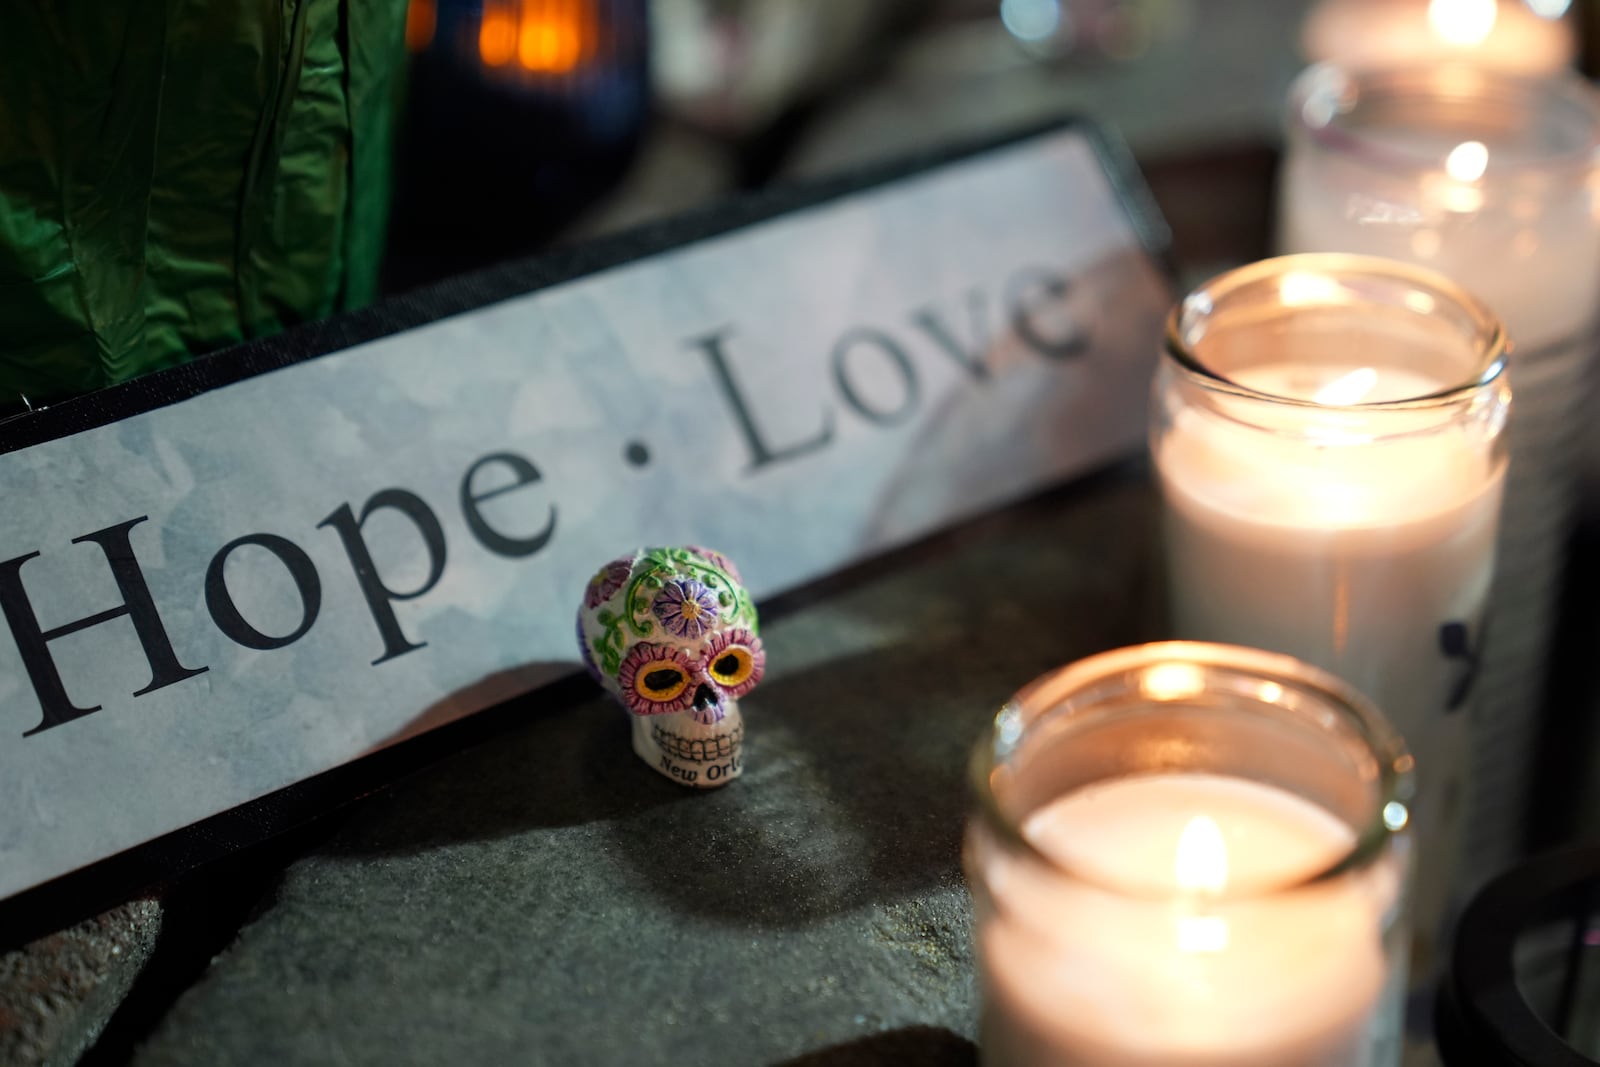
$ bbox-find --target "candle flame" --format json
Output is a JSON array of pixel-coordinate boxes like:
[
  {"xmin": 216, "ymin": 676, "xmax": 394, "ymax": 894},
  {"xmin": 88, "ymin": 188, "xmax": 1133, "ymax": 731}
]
[
  {"xmin": 1314, "ymin": 367, "xmax": 1378, "ymax": 406},
  {"xmin": 1175, "ymin": 815, "xmax": 1228, "ymax": 895},
  {"xmin": 1446, "ymin": 140, "xmax": 1490, "ymax": 183},
  {"xmin": 1429, "ymin": 0, "xmax": 1497, "ymax": 45},
  {"xmin": 1175, "ymin": 816, "xmax": 1229, "ymax": 953}
]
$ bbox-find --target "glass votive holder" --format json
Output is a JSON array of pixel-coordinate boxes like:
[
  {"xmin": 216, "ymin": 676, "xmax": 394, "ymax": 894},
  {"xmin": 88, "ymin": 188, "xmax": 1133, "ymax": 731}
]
[
  {"xmin": 1151, "ymin": 254, "xmax": 1508, "ymax": 957},
  {"xmin": 1280, "ymin": 63, "xmax": 1600, "ymax": 878},
  {"xmin": 966, "ymin": 641, "xmax": 1414, "ymax": 1067}
]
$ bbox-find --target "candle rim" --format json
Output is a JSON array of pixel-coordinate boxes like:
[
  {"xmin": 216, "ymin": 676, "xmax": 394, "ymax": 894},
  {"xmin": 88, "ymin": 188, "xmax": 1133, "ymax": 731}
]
[
  {"xmin": 970, "ymin": 640, "xmax": 1414, "ymax": 902},
  {"xmin": 1300, "ymin": 0, "xmax": 1581, "ymax": 74},
  {"xmin": 1289, "ymin": 61, "xmax": 1600, "ymax": 179},
  {"xmin": 1164, "ymin": 252, "xmax": 1508, "ymax": 412}
]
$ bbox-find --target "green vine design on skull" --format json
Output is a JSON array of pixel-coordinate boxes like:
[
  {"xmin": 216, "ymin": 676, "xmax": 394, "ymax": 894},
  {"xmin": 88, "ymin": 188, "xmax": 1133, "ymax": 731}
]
[
  {"xmin": 592, "ymin": 609, "xmax": 630, "ymax": 676},
  {"xmin": 623, "ymin": 557, "xmax": 672, "ymax": 637}
]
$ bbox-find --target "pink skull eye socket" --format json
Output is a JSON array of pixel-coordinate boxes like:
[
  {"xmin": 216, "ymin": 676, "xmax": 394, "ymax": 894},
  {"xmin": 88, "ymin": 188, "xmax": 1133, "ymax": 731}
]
[
  {"xmin": 698, "ymin": 627, "xmax": 764, "ymax": 700},
  {"xmin": 632, "ymin": 662, "xmax": 689, "ymax": 704},
  {"xmin": 616, "ymin": 641, "xmax": 700, "ymax": 715},
  {"xmin": 708, "ymin": 648, "xmax": 753, "ymax": 687}
]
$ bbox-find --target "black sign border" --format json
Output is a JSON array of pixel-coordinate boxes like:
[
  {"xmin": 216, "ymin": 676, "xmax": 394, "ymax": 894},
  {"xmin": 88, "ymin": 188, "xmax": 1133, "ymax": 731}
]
[{"xmin": 0, "ymin": 115, "xmax": 1172, "ymax": 946}]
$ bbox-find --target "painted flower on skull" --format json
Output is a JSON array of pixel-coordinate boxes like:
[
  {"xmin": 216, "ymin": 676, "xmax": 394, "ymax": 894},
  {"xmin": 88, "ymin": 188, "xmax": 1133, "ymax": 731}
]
[
  {"xmin": 585, "ymin": 557, "xmax": 632, "ymax": 609},
  {"xmin": 651, "ymin": 578, "xmax": 719, "ymax": 639}
]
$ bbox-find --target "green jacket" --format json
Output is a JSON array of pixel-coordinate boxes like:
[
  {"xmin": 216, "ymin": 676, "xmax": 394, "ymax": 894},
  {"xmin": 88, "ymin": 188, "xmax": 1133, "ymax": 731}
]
[{"xmin": 0, "ymin": 0, "xmax": 405, "ymax": 404}]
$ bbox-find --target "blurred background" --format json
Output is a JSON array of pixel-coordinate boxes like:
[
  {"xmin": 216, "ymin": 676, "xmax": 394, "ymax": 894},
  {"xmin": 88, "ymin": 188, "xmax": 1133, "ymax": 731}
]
[
  {"xmin": 6, "ymin": 0, "xmax": 1314, "ymax": 400},
  {"xmin": 12, "ymin": 1, "xmax": 1590, "ymax": 388},
  {"xmin": 385, "ymin": 0, "xmax": 1312, "ymax": 289}
]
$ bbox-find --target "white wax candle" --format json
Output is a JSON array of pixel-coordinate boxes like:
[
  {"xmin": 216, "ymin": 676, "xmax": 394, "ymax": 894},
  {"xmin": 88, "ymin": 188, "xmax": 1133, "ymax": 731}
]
[
  {"xmin": 980, "ymin": 773, "xmax": 1395, "ymax": 1066},
  {"xmin": 1156, "ymin": 361, "xmax": 1504, "ymax": 751},
  {"xmin": 1279, "ymin": 61, "xmax": 1600, "ymax": 887},
  {"xmin": 1281, "ymin": 137, "xmax": 1600, "ymax": 351},
  {"xmin": 1302, "ymin": 0, "xmax": 1577, "ymax": 75}
]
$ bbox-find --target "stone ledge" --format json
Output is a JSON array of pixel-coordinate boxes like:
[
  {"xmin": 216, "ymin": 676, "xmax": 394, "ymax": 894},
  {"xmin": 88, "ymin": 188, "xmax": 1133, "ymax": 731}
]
[{"xmin": 0, "ymin": 898, "xmax": 162, "ymax": 1067}]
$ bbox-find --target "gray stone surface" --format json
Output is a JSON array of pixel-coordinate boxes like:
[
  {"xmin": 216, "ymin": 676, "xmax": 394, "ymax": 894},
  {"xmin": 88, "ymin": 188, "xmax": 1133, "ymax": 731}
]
[
  {"xmin": 0, "ymin": 897, "xmax": 162, "ymax": 1067},
  {"xmin": 132, "ymin": 470, "xmax": 1159, "ymax": 1066}
]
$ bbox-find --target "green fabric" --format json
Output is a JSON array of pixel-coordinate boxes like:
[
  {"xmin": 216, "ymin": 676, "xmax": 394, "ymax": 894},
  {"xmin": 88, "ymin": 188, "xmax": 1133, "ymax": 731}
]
[{"xmin": 0, "ymin": 0, "xmax": 406, "ymax": 405}]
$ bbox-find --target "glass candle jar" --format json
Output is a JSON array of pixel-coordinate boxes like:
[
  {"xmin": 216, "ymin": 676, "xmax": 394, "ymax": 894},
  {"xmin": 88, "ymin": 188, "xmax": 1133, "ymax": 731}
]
[
  {"xmin": 1300, "ymin": 0, "xmax": 1578, "ymax": 76},
  {"xmin": 1280, "ymin": 64, "xmax": 1600, "ymax": 879},
  {"xmin": 1151, "ymin": 254, "xmax": 1508, "ymax": 965},
  {"xmin": 966, "ymin": 641, "xmax": 1414, "ymax": 1067}
]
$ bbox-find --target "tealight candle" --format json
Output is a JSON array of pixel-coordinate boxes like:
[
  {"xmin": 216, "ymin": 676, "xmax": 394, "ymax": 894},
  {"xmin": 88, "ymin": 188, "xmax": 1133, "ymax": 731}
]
[
  {"xmin": 967, "ymin": 642, "xmax": 1413, "ymax": 1067},
  {"xmin": 1301, "ymin": 0, "xmax": 1577, "ymax": 75},
  {"xmin": 1151, "ymin": 255, "xmax": 1508, "ymax": 960},
  {"xmin": 1278, "ymin": 64, "xmax": 1600, "ymax": 880}
]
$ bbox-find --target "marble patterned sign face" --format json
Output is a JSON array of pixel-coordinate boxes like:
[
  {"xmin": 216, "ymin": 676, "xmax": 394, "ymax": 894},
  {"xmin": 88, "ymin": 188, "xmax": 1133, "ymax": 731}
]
[{"xmin": 0, "ymin": 123, "xmax": 1170, "ymax": 903}]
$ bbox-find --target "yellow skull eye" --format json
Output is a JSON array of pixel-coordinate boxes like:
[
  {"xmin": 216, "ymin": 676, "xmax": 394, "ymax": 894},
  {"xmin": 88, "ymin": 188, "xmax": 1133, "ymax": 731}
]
[
  {"xmin": 634, "ymin": 664, "xmax": 688, "ymax": 703},
  {"xmin": 709, "ymin": 647, "xmax": 754, "ymax": 688}
]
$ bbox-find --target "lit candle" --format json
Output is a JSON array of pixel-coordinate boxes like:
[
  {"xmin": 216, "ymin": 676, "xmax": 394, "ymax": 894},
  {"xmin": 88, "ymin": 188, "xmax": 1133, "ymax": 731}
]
[
  {"xmin": 968, "ymin": 643, "xmax": 1412, "ymax": 1067},
  {"xmin": 1153, "ymin": 256, "xmax": 1509, "ymax": 784},
  {"xmin": 1152, "ymin": 258, "xmax": 1508, "ymax": 976},
  {"xmin": 988, "ymin": 782, "xmax": 1379, "ymax": 1065},
  {"xmin": 1301, "ymin": 0, "xmax": 1577, "ymax": 74},
  {"xmin": 1281, "ymin": 66, "xmax": 1600, "ymax": 356},
  {"xmin": 1279, "ymin": 63, "xmax": 1600, "ymax": 879},
  {"xmin": 1161, "ymin": 362, "xmax": 1501, "ymax": 717}
]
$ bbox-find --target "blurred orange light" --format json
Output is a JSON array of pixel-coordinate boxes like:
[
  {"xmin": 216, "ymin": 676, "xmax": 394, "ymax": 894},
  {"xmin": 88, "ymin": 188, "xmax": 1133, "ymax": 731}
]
[
  {"xmin": 405, "ymin": 0, "xmax": 436, "ymax": 52},
  {"xmin": 480, "ymin": 6, "xmax": 518, "ymax": 67},
  {"xmin": 517, "ymin": 0, "xmax": 587, "ymax": 73}
]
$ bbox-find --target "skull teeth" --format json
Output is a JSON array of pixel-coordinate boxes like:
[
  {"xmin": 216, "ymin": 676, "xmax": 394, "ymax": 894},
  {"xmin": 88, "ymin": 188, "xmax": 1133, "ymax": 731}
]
[{"xmin": 651, "ymin": 721, "xmax": 744, "ymax": 763}]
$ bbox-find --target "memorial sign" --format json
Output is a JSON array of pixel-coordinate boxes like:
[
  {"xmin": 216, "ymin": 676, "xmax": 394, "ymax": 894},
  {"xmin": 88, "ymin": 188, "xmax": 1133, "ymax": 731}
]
[{"xmin": 0, "ymin": 119, "xmax": 1171, "ymax": 928}]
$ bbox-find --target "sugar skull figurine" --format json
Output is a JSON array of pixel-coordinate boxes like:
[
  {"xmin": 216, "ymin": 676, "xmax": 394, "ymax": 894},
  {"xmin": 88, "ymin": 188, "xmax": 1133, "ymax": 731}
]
[{"xmin": 577, "ymin": 546, "xmax": 764, "ymax": 788}]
